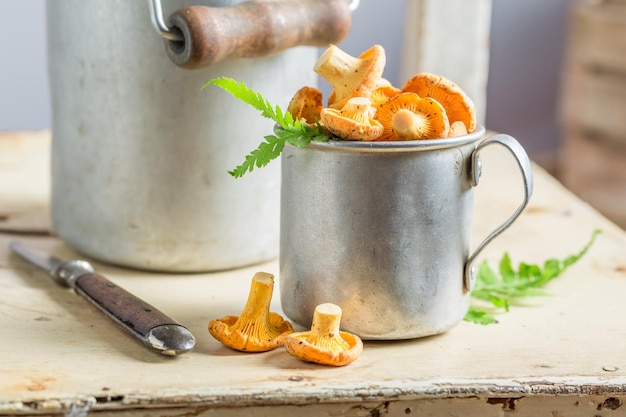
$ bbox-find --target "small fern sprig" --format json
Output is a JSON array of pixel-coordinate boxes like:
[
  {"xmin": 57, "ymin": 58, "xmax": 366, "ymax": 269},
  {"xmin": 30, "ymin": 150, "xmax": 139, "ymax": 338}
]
[
  {"xmin": 203, "ymin": 77, "xmax": 331, "ymax": 178},
  {"xmin": 464, "ymin": 229, "xmax": 601, "ymax": 325}
]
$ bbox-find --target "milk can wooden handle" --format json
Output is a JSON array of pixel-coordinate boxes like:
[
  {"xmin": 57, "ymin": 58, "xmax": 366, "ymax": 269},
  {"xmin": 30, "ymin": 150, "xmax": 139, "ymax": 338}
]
[{"xmin": 163, "ymin": 0, "xmax": 352, "ymax": 69}]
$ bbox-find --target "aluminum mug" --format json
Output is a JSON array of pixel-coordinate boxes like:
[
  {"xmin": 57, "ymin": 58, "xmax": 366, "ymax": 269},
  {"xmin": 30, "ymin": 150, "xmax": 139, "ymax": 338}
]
[{"xmin": 279, "ymin": 126, "xmax": 533, "ymax": 339}]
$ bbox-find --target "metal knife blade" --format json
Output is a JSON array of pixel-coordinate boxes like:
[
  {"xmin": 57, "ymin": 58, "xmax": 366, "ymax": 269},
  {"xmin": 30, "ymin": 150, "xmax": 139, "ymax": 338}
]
[{"xmin": 9, "ymin": 241, "xmax": 196, "ymax": 356}]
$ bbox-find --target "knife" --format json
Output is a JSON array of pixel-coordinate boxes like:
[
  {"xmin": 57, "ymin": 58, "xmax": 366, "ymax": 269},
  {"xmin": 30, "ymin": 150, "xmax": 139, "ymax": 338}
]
[{"xmin": 9, "ymin": 241, "xmax": 196, "ymax": 356}]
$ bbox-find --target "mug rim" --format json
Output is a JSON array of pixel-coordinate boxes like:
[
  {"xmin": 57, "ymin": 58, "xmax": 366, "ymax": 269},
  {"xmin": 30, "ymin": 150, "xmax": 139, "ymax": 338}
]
[{"xmin": 295, "ymin": 125, "xmax": 486, "ymax": 153}]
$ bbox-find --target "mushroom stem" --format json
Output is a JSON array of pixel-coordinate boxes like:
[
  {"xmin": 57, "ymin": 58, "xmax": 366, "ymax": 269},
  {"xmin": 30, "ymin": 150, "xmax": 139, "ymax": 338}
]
[
  {"xmin": 310, "ymin": 303, "xmax": 349, "ymax": 348},
  {"xmin": 240, "ymin": 272, "xmax": 274, "ymax": 321},
  {"xmin": 314, "ymin": 44, "xmax": 385, "ymax": 108},
  {"xmin": 314, "ymin": 45, "xmax": 361, "ymax": 91},
  {"xmin": 392, "ymin": 109, "xmax": 422, "ymax": 139},
  {"xmin": 284, "ymin": 303, "xmax": 363, "ymax": 366}
]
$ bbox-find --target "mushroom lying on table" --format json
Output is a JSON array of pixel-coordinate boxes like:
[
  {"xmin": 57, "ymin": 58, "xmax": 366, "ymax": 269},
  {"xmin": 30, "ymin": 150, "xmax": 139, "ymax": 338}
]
[
  {"xmin": 284, "ymin": 303, "xmax": 363, "ymax": 366},
  {"xmin": 208, "ymin": 272, "xmax": 293, "ymax": 352}
]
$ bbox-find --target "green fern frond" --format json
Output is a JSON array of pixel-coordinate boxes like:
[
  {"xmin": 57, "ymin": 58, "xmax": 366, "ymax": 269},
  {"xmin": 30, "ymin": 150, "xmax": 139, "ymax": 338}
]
[{"xmin": 203, "ymin": 77, "xmax": 331, "ymax": 177}]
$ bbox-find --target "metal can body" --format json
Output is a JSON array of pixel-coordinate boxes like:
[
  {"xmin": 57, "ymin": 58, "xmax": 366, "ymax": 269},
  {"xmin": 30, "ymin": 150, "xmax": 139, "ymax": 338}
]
[
  {"xmin": 47, "ymin": 1, "xmax": 317, "ymax": 271},
  {"xmin": 280, "ymin": 127, "xmax": 532, "ymax": 339}
]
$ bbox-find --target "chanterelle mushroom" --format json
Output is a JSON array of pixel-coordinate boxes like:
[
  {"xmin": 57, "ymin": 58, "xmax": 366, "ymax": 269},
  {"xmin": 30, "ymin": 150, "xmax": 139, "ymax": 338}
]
[
  {"xmin": 314, "ymin": 44, "xmax": 385, "ymax": 110},
  {"xmin": 369, "ymin": 83, "xmax": 401, "ymax": 110},
  {"xmin": 287, "ymin": 86, "xmax": 323, "ymax": 125},
  {"xmin": 375, "ymin": 92, "xmax": 450, "ymax": 140},
  {"xmin": 401, "ymin": 72, "xmax": 476, "ymax": 133},
  {"xmin": 284, "ymin": 303, "xmax": 363, "ymax": 367},
  {"xmin": 448, "ymin": 120, "xmax": 468, "ymax": 137},
  {"xmin": 208, "ymin": 272, "xmax": 293, "ymax": 352},
  {"xmin": 320, "ymin": 97, "xmax": 383, "ymax": 141}
]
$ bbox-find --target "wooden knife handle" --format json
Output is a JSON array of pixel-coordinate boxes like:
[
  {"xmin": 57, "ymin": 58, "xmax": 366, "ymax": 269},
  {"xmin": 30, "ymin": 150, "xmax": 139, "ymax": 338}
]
[
  {"xmin": 165, "ymin": 0, "xmax": 352, "ymax": 69},
  {"xmin": 73, "ymin": 273, "xmax": 195, "ymax": 354}
]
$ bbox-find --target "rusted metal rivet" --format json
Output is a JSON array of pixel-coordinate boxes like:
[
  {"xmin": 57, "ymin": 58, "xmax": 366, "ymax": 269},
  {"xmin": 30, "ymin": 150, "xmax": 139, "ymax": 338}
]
[{"xmin": 602, "ymin": 366, "xmax": 619, "ymax": 372}]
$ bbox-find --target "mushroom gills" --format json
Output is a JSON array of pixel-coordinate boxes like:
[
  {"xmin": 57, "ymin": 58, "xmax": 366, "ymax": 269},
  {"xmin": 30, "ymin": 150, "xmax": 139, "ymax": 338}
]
[
  {"xmin": 320, "ymin": 97, "xmax": 383, "ymax": 141},
  {"xmin": 401, "ymin": 72, "xmax": 476, "ymax": 133},
  {"xmin": 375, "ymin": 93, "xmax": 450, "ymax": 140},
  {"xmin": 208, "ymin": 272, "xmax": 293, "ymax": 352}
]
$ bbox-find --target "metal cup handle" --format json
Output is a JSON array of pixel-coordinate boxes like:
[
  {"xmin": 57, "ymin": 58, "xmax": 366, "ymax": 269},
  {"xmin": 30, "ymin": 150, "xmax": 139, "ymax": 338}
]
[{"xmin": 463, "ymin": 134, "xmax": 534, "ymax": 292}]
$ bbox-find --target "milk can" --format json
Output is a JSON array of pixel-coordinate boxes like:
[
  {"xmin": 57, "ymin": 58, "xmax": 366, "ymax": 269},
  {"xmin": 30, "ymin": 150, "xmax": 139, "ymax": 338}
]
[{"xmin": 47, "ymin": 0, "xmax": 353, "ymax": 272}]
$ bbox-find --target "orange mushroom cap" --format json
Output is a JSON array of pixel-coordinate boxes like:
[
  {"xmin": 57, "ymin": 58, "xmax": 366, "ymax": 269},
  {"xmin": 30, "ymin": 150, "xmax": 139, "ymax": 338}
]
[
  {"xmin": 401, "ymin": 72, "xmax": 476, "ymax": 133},
  {"xmin": 374, "ymin": 92, "xmax": 450, "ymax": 141},
  {"xmin": 287, "ymin": 86, "xmax": 323, "ymax": 126},
  {"xmin": 314, "ymin": 44, "xmax": 386, "ymax": 110},
  {"xmin": 208, "ymin": 272, "xmax": 293, "ymax": 352},
  {"xmin": 320, "ymin": 97, "xmax": 383, "ymax": 141},
  {"xmin": 284, "ymin": 303, "xmax": 363, "ymax": 367},
  {"xmin": 369, "ymin": 84, "xmax": 401, "ymax": 110}
]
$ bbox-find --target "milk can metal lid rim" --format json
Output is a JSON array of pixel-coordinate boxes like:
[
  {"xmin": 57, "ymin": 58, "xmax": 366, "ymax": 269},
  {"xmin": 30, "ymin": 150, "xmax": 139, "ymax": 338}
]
[{"xmin": 299, "ymin": 125, "xmax": 486, "ymax": 153}]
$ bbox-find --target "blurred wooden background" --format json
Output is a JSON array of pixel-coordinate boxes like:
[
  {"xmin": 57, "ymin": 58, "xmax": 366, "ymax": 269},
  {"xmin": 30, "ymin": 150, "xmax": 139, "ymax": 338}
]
[{"xmin": 559, "ymin": 0, "xmax": 626, "ymax": 229}]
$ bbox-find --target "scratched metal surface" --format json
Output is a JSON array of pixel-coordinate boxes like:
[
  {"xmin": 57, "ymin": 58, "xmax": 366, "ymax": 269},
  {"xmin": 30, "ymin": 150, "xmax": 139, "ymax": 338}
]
[{"xmin": 1, "ymin": 131, "xmax": 626, "ymax": 416}]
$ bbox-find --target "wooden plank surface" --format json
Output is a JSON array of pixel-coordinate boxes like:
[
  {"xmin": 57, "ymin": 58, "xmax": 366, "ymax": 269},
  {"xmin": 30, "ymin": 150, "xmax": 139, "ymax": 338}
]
[{"xmin": 1, "ymin": 131, "xmax": 626, "ymax": 416}]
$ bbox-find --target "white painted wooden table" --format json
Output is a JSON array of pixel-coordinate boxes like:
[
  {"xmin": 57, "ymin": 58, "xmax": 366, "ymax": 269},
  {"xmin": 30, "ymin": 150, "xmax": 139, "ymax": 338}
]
[{"xmin": 1, "ymin": 131, "xmax": 626, "ymax": 416}]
